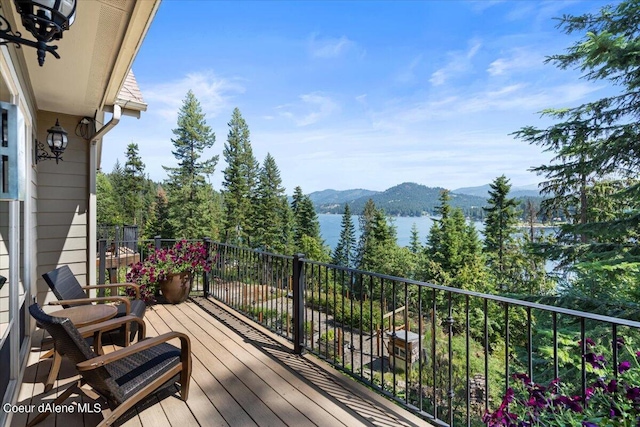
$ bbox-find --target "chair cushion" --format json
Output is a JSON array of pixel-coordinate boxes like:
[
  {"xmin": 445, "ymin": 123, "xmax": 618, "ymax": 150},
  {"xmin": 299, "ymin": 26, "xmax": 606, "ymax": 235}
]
[
  {"xmin": 115, "ymin": 299, "xmax": 146, "ymax": 319},
  {"xmin": 107, "ymin": 342, "xmax": 182, "ymax": 402},
  {"xmin": 114, "ymin": 299, "xmax": 146, "ymax": 342},
  {"xmin": 42, "ymin": 265, "xmax": 88, "ymax": 305}
]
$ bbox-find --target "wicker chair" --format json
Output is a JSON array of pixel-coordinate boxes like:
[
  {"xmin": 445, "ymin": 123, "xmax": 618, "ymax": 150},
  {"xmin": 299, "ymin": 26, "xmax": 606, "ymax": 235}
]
[
  {"xmin": 42, "ymin": 265, "xmax": 146, "ymax": 343},
  {"xmin": 28, "ymin": 303, "xmax": 191, "ymax": 427}
]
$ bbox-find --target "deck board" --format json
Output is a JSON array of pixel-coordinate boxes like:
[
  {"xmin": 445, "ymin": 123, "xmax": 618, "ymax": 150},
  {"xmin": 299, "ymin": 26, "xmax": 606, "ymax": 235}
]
[{"xmin": 11, "ymin": 299, "xmax": 429, "ymax": 427}]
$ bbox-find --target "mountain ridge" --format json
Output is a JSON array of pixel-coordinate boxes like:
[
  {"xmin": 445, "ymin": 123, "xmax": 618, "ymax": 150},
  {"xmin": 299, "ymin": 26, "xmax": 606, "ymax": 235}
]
[
  {"xmin": 310, "ymin": 182, "xmax": 488, "ymax": 217},
  {"xmin": 308, "ymin": 181, "xmax": 543, "ymax": 217}
]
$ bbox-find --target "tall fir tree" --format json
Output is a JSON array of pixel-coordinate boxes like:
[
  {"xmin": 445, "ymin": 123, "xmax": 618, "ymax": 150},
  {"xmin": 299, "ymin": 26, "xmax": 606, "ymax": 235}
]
[
  {"xmin": 332, "ymin": 204, "xmax": 356, "ymax": 268},
  {"xmin": 163, "ymin": 90, "xmax": 219, "ymax": 239},
  {"xmin": 483, "ymin": 175, "xmax": 518, "ymax": 288},
  {"xmin": 253, "ymin": 153, "xmax": 288, "ymax": 253},
  {"xmin": 123, "ymin": 143, "xmax": 146, "ymax": 226},
  {"xmin": 290, "ymin": 186, "xmax": 305, "ymax": 242},
  {"xmin": 279, "ymin": 196, "xmax": 294, "ymax": 253},
  {"xmin": 96, "ymin": 171, "xmax": 122, "ymax": 225},
  {"xmin": 355, "ymin": 199, "xmax": 378, "ymax": 268},
  {"xmin": 108, "ymin": 160, "xmax": 126, "ymax": 221},
  {"xmin": 221, "ymin": 108, "xmax": 258, "ymax": 245},
  {"xmin": 513, "ymin": 0, "xmax": 640, "ymax": 271},
  {"xmin": 409, "ymin": 223, "xmax": 421, "ymax": 254},
  {"xmin": 423, "ymin": 190, "xmax": 487, "ymax": 291},
  {"xmin": 290, "ymin": 186, "xmax": 326, "ymax": 258},
  {"xmin": 146, "ymin": 185, "xmax": 173, "ymax": 239}
]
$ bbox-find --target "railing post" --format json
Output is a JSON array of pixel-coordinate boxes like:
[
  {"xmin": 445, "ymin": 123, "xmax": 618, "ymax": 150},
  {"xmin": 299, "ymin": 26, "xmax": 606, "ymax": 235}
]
[
  {"xmin": 98, "ymin": 239, "xmax": 107, "ymax": 285},
  {"xmin": 293, "ymin": 253, "xmax": 305, "ymax": 355},
  {"xmin": 203, "ymin": 237, "xmax": 212, "ymax": 297},
  {"xmin": 154, "ymin": 235, "xmax": 162, "ymax": 251}
]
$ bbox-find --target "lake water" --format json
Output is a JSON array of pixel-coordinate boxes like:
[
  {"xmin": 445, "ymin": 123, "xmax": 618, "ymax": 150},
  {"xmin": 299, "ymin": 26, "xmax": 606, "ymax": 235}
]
[
  {"xmin": 318, "ymin": 214, "xmax": 443, "ymax": 250},
  {"xmin": 319, "ymin": 214, "xmax": 557, "ymax": 272}
]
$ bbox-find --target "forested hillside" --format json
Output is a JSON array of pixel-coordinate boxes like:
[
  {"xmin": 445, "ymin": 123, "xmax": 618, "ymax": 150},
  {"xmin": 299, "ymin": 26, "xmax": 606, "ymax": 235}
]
[
  {"xmin": 307, "ymin": 188, "xmax": 379, "ymax": 207},
  {"xmin": 315, "ymin": 182, "xmax": 487, "ymax": 217}
]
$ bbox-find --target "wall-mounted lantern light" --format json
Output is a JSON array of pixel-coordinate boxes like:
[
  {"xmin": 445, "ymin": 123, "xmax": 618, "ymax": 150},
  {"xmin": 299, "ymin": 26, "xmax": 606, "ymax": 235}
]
[
  {"xmin": 0, "ymin": 0, "xmax": 77, "ymax": 66},
  {"xmin": 36, "ymin": 119, "xmax": 67, "ymax": 163}
]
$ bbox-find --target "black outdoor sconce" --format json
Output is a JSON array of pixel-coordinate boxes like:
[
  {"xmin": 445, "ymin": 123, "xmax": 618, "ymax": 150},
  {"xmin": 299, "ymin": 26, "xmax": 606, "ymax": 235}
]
[
  {"xmin": 0, "ymin": 0, "xmax": 76, "ymax": 66},
  {"xmin": 36, "ymin": 118, "xmax": 68, "ymax": 163}
]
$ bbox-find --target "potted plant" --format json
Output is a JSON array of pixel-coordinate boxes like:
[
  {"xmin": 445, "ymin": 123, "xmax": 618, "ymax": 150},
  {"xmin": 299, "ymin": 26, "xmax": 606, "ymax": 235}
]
[{"xmin": 126, "ymin": 239, "xmax": 211, "ymax": 304}]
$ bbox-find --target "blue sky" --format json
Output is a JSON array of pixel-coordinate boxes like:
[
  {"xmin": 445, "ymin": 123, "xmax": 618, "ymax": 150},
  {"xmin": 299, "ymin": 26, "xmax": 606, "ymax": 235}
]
[{"xmin": 102, "ymin": 0, "xmax": 615, "ymax": 194}]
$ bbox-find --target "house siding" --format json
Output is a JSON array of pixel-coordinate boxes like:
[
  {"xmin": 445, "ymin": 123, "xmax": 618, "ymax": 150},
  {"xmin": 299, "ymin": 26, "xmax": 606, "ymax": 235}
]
[{"xmin": 35, "ymin": 111, "xmax": 90, "ymax": 305}]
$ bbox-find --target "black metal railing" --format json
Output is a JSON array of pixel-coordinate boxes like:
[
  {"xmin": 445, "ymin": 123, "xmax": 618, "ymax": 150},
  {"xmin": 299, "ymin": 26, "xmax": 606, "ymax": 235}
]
[
  {"xmin": 96, "ymin": 236, "xmax": 207, "ymax": 295},
  {"xmin": 96, "ymin": 238, "xmax": 640, "ymax": 426},
  {"xmin": 208, "ymin": 242, "xmax": 640, "ymax": 426}
]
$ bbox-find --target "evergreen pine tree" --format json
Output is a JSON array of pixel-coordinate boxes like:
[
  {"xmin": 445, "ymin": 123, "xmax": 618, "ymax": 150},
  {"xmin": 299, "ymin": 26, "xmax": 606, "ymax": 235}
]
[
  {"xmin": 221, "ymin": 108, "xmax": 259, "ymax": 245},
  {"xmin": 409, "ymin": 223, "xmax": 421, "ymax": 254},
  {"xmin": 279, "ymin": 196, "xmax": 294, "ymax": 254},
  {"xmin": 108, "ymin": 160, "xmax": 126, "ymax": 222},
  {"xmin": 163, "ymin": 90, "xmax": 219, "ymax": 239},
  {"xmin": 146, "ymin": 185, "xmax": 173, "ymax": 239},
  {"xmin": 332, "ymin": 204, "xmax": 356, "ymax": 267},
  {"xmin": 123, "ymin": 143, "xmax": 146, "ymax": 226},
  {"xmin": 290, "ymin": 186, "xmax": 325, "ymax": 257},
  {"xmin": 423, "ymin": 190, "xmax": 487, "ymax": 291},
  {"xmin": 254, "ymin": 153, "xmax": 287, "ymax": 253},
  {"xmin": 513, "ymin": 0, "xmax": 640, "ymax": 272},
  {"xmin": 355, "ymin": 199, "xmax": 377, "ymax": 268},
  {"xmin": 483, "ymin": 175, "xmax": 518, "ymax": 290},
  {"xmin": 96, "ymin": 171, "xmax": 122, "ymax": 225}
]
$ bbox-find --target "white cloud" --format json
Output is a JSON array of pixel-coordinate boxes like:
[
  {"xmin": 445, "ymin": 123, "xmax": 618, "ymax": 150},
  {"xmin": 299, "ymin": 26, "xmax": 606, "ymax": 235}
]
[
  {"xmin": 396, "ymin": 55, "xmax": 423, "ymax": 84},
  {"xmin": 487, "ymin": 47, "xmax": 544, "ymax": 76},
  {"xmin": 369, "ymin": 80, "xmax": 603, "ymax": 135},
  {"xmin": 277, "ymin": 92, "xmax": 339, "ymax": 126},
  {"xmin": 143, "ymin": 71, "xmax": 245, "ymax": 122},
  {"xmin": 429, "ymin": 39, "xmax": 482, "ymax": 86},
  {"xmin": 469, "ymin": 0, "xmax": 506, "ymax": 13},
  {"xmin": 309, "ymin": 34, "xmax": 355, "ymax": 58}
]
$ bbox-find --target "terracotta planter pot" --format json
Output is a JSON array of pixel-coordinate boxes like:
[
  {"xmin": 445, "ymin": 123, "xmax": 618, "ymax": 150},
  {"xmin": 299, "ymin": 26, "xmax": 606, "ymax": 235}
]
[{"xmin": 159, "ymin": 272, "xmax": 192, "ymax": 304}]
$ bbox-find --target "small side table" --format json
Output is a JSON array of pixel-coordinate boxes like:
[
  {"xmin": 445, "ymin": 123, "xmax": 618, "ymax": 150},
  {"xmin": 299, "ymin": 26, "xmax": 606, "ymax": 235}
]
[
  {"xmin": 43, "ymin": 304, "xmax": 118, "ymax": 392},
  {"xmin": 49, "ymin": 304, "xmax": 118, "ymax": 327}
]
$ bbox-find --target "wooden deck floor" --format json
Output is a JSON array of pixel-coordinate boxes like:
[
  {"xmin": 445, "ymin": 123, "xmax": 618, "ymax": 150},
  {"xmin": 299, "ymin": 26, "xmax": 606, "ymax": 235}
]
[{"xmin": 11, "ymin": 298, "xmax": 429, "ymax": 427}]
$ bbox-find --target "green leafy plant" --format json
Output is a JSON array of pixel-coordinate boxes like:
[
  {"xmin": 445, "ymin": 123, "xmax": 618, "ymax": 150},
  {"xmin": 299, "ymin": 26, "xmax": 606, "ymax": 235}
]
[
  {"xmin": 126, "ymin": 240, "xmax": 211, "ymax": 303},
  {"xmin": 484, "ymin": 337, "xmax": 640, "ymax": 426}
]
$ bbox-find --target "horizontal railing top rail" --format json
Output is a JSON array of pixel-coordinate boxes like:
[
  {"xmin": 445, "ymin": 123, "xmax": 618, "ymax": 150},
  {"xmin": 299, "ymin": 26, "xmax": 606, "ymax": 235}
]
[{"xmin": 216, "ymin": 241, "xmax": 640, "ymax": 329}]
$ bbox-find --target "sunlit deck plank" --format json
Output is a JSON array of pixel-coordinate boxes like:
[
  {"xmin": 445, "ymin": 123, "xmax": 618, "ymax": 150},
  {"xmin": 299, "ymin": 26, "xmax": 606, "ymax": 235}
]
[
  {"xmin": 175, "ymin": 302, "xmax": 354, "ymax": 426},
  {"xmin": 148, "ymin": 304, "xmax": 289, "ymax": 426},
  {"xmin": 164, "ymin": 303, "xmax": 335, "ymax": 426},
  {"xmin": 142, "ymin": 307, "xmax": 234, "ymax": 427},
  {"xmin": 13, "ymin": 300, "xmax": 428, "ymax": 427},
  {"xmin": 190, "ymin": 298, "xmax": 428, "ymax": 427}
]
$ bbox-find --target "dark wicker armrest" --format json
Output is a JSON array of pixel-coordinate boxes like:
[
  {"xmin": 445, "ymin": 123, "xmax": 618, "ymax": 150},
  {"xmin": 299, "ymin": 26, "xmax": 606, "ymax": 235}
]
[
  {"xmin": 77, "ymin": 315, "xmax": 146, "ymax": 353},
  {"xmin": 48, "ymin": 297, "xmax": 131, "ymax": 314},
  {"xmin": 82, "ymin": 283, "xmax": 141, "ymax": 299},
  {"xmin": 76, "ymin": 332, "xmax": 191, "ymax": 371},
  {"xmin": 77, "ymin": 315, "xmax": 146, "ymax": 339}
]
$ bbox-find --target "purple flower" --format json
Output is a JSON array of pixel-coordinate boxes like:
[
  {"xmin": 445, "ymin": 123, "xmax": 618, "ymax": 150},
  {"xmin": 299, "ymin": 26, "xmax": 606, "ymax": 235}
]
[
  {"xmin": 618, "ymin": 360, "xmax": 631, "ymax": 374},
  {"xmin": 606, "ymin": 379, "xmax": 618, "ymax": 393},
  {"xmin": 554, "ymin": 395, "xmax": 583, "ymax": 413},
  {"xmin": 626, "ymin": 387, "xmax": 640, "ymax": 402},
  {"xmin": 584, "ymin": 352, "xmax": 606, "ymax": 369},
  {"xmin": 585, "ymin": 387, "xmax": 595, "ymax": 400},
  {"xmin": 582, "ymin": 423, "xmax": 598, "ymax": 427}
]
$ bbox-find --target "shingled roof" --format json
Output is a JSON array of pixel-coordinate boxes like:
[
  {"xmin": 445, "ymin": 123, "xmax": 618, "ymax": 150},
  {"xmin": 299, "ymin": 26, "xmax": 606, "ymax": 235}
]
[{"xmin": 116, "ymin": 70, "xmax": 147, "ymax": 112}]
